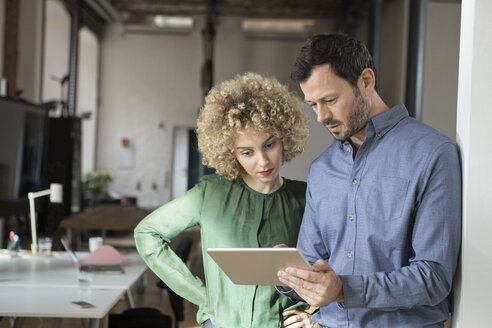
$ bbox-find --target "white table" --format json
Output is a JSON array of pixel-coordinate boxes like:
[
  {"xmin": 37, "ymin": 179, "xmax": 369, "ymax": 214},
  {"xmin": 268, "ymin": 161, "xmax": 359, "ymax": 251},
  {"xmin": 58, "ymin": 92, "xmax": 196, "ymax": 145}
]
[
  {"xmin": 0, "ymin": 250, "xmax": 148, "ymax": 328},
  {"xmin": 0, "ymin": 251, "xmax": 146, "ymax": 289},
  {"xmin": 0, "ymin": 285, "xmax": 125, "ymax": 328}
]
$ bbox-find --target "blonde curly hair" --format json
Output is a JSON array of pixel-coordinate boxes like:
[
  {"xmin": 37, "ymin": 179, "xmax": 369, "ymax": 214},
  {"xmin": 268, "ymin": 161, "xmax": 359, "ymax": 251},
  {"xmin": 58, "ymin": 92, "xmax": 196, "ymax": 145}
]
[{"xmin": 197, "ymin": 72, "xmax": 309, "ymax": 180}]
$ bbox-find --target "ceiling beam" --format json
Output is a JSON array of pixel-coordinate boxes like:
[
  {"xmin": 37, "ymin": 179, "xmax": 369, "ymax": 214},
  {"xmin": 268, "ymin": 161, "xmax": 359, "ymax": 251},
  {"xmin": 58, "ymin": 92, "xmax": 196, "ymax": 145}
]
[{"xmin": 110, "ymin": 0, "xmax": 351, "ymax": 21}]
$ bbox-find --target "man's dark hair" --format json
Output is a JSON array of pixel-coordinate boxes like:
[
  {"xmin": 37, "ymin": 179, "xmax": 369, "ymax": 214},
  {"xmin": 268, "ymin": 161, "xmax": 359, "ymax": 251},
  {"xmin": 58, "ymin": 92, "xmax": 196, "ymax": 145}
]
[{"xmin": 292, "ymin": 33, "xmax": 377, "ymax": 90}]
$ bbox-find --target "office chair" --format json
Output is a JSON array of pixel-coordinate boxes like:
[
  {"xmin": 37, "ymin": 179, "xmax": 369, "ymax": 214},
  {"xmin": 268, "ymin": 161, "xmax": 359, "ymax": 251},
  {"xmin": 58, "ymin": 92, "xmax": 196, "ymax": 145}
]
[
  {"xmin": 109, "ymin": 307, "xmax": 172, "ymax": 328},
  {"xmin": 156, "ymin": 236, "xmax": 193, "ymax": 328}
]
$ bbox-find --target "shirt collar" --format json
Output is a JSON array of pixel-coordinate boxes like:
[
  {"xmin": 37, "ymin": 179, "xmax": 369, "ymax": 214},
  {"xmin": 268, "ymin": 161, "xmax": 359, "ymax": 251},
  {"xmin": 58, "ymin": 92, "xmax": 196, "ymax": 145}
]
[{"xmin": 370, "ymin": 103, "xmax": 409, "ymax": 137}]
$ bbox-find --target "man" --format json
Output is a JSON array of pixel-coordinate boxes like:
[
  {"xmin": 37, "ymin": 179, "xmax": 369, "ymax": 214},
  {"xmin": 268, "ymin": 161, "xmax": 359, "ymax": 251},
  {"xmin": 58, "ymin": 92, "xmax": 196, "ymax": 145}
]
[{"xmin": 277, "ymin": 33, "xmax": 461, "ymax": 327}]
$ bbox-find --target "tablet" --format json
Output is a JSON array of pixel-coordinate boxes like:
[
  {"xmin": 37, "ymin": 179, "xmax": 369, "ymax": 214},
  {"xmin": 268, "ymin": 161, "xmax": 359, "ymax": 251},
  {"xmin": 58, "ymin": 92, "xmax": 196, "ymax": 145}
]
[{"xmin": 206, "ymin": 248, "xmax": 312, "ymax": 286}]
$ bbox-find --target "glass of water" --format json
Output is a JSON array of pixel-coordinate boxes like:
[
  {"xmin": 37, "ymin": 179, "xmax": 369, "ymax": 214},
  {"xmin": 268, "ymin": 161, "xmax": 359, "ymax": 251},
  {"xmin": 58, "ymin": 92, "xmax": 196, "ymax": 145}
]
[
  {"xmin": 78, "ymin": 271, "xmax": 93, "ymax": 290},
  {"xmin": 38, "ymin": 237, "xmax": 52, "ymax": 255}
]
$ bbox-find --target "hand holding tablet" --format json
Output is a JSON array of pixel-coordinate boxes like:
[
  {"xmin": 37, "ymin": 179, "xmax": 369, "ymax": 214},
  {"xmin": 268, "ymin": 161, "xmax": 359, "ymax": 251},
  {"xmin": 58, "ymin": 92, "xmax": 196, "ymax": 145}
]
[{"xmin": 206, "ymin": 247, "xmax": 312, "ymax": 286}]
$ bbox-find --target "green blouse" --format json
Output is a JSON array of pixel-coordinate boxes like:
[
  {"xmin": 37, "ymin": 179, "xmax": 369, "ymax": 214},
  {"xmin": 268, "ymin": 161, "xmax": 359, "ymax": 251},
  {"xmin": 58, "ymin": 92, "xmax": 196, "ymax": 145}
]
[{"xmin": 134, "ymin": 174, "xmax": 307, "ymax": 328}]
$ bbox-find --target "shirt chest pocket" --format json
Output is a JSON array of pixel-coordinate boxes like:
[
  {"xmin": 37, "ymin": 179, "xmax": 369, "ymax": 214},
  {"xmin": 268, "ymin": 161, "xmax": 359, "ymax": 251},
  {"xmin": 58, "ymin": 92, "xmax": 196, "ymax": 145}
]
[{"xmin": 361, "ymin": 176, "xmax": 409, "ymax": 221}]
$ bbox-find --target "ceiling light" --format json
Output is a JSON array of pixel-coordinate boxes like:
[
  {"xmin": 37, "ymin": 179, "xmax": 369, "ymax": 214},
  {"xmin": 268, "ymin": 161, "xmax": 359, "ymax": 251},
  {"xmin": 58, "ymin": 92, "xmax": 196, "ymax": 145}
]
[
  {"xmin": 153, "ymin": 15, "xmax": 194, "ymax": 29},
  {"xmin": 242, "ymin": 19, "xmax": 315, "ymax": 34}
]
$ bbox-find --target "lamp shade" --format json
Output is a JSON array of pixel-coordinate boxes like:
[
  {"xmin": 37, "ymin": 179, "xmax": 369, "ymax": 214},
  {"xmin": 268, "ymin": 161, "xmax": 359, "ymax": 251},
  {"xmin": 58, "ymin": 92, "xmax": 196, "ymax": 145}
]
[{"xmin": 49, "ymin": 183, "xmax": 63, "ymax": 203}]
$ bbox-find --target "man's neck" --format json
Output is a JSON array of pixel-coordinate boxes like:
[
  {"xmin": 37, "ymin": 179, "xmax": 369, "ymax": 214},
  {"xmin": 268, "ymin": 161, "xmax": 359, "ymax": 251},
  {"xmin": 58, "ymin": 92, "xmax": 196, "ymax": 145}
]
[
  {"xmin": 349, "ymin": 133, "xmax": 365, "ymax": 152},
  {"xmin": 349, "ymin": 96, "xmax": 389, "ymax": 157}
]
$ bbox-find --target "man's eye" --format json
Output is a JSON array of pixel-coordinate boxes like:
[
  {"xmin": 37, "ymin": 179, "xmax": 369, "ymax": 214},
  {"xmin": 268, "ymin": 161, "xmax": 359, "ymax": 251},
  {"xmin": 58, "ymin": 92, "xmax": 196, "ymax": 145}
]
[
  {"xmin": 266, "ymin": 142, "xmax": 275, "ymax": 149},
  {"xmin": 241, "ymin": 151, "xmax": 251, "ymax": 156}
]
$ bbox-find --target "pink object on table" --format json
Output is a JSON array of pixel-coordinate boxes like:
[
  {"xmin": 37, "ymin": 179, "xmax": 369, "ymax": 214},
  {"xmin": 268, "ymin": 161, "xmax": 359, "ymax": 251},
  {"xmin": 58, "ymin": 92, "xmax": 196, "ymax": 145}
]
[{"xmin": 83, "ymin": 245, "xmax": 130, "ymax": 266}]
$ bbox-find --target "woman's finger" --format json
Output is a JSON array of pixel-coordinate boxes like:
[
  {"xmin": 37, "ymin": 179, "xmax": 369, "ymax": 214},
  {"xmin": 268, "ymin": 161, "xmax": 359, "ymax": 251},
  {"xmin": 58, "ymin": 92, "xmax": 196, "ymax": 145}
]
[
  {"xmin": 274, "ymin": 243, "xmax": 288, "ymax": 248},
  {"xmin": 282, "ymin": 309, "xmax": 315, "ymax": 328},
  {"xmin": 282, "ymin": 308, "xmax": 304, "ymax": 317},
  {"xmin": 282, "ymin": 315, "xmax": 303, "ymax": 328}
]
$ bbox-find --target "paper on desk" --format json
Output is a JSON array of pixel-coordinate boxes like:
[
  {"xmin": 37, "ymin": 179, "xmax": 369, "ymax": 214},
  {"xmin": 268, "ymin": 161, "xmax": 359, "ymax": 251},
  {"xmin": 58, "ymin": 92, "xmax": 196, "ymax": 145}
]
[{"xmin": 83, "ymin": 245, "xmax": 130, "ymax": 266}]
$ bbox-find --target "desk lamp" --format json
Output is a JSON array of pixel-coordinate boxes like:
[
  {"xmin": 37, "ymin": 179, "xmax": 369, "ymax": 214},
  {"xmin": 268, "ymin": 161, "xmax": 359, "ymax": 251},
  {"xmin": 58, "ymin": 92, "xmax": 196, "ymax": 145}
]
[{"xmin": 28, "ymin": 183, "xmax": 63, "ymax": 253}]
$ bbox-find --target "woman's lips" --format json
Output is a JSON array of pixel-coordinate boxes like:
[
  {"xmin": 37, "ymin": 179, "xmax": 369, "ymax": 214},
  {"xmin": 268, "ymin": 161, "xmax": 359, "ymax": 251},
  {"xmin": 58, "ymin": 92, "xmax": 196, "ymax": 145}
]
[{"xmin": 259, "ymin": 169, "xmax": 273, "ymax": 177}]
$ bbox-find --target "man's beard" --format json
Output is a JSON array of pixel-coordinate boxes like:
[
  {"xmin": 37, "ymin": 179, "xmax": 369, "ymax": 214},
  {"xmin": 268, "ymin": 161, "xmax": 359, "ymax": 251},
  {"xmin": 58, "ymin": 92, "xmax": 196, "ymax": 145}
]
[{"xmin": 326, "ymin": 88, "xmax": 370, "ymax": 141}]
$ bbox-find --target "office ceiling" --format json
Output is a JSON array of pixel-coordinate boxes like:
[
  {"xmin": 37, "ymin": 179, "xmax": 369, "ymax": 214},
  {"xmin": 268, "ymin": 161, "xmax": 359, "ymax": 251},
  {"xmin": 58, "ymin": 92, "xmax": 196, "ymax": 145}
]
[{"xmin": 106, "ymin": 0, "xmax": 372, "ymax": 25}]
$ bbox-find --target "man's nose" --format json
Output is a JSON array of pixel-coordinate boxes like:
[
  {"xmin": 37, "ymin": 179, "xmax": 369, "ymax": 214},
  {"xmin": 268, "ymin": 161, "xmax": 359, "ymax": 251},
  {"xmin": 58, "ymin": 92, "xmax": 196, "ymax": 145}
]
[{"xmin": 316, "ymin": 105, "xmax": 332, "ymax": 123}]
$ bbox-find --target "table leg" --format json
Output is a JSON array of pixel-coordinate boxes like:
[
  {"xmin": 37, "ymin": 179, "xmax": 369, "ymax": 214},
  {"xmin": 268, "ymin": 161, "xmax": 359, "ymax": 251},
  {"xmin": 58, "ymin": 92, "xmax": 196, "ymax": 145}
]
[
  {"xmin": 101, "ymin": 315, "xmax": 108, "ymax": 328},
  {"xmin": 11, "ymin": 317, "xmax": 24, "ymax": 328},
  {"xmin": 66, "ymin": 228, "xmax": 72, "ymax": 246},
  {"xmin": 53, "ymin": 318, "xmax": 63, "ymax": 328},
  {"xmin": 136, "ymin": 270, "xmax": 148, "ymax": 294},
  {"xmin": 76, "ymin": 231, "xmax": 82, "ymax": 251},
  {"xmin": 125, "ymin": 289, "xmax": 135, "ymax": 309},
  {"xmin": 86, "ymin": 318, "xmax": 101, "ymax": 328}
]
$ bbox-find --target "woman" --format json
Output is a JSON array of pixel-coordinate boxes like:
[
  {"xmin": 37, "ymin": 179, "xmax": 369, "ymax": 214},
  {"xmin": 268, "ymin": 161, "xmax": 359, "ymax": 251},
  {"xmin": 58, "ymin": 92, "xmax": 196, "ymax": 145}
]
[{"xmin": 134, "ymin": 72, "xmax": 311, "ymax": 328}]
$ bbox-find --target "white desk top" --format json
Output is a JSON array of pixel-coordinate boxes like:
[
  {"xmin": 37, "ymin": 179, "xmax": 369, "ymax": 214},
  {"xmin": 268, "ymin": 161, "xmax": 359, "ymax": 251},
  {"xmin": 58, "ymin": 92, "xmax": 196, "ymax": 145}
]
[
  {"xmin": 0, "ymin": 250, "xmax": 147, "ymax": 289},
  {"xmin": 0, "ymin": 249, "xmax": 149, "ymax": 322},
  {"xmin": 0, "ymin": 285, "xmax": 125, "ymax": 319}
]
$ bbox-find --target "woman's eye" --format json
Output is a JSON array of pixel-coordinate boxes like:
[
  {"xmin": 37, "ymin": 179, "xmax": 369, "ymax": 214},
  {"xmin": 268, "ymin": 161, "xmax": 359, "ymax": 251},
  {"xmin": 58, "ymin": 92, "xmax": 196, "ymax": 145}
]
[
  {"xmin": 241, "ymin": 151, "xmax": 251, "ymax": 156},
  {"xmin": 265, "ymin": 142, "xmax": 275, "ymax": 149}
]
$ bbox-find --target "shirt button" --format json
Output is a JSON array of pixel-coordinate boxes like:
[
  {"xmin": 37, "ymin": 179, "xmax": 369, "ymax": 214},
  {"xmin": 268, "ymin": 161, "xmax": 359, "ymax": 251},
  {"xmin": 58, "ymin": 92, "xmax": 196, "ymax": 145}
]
[
  {"xmin": 349, "ymin": 215, "xmax": 355, "ymax": 221},
  {"xmin": 347, "ymin": 148, "xmax": 351, "ymax": 152},
  {"xmin": 352, "ymin": 179, "xmax": 358, "ymax": 185},
  {"xmin": 347, "ymin": 252, "xmax": 352, "ymax": 258},
  {"xmin": 377, "ymin": 132, "xmax": 382, "ymax": 137}
]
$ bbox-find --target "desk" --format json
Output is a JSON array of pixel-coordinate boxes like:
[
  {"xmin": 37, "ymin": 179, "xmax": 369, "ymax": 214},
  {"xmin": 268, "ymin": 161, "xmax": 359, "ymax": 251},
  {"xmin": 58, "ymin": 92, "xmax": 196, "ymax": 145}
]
[
  {"xmin": 0, "ymin": 286, "xmax": 125, "ymax": 328},
  {"xmin": 59, "ymin": 204, "xmax": 150, "ymax": 248},
  {"xmin": 0, "ymin": 251, "xmax": 147, "ymax": 289},
  {"xmin": 0, "ymin": 250, "xmax": 148, "ymax": 328}
]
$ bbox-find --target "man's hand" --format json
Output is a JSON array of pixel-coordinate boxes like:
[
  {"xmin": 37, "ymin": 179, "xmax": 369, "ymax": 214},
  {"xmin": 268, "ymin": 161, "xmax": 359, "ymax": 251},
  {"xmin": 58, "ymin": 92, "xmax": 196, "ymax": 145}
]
[{"xmin": 277, "ymin": 259, "xmax": 344, "ymax": 307}]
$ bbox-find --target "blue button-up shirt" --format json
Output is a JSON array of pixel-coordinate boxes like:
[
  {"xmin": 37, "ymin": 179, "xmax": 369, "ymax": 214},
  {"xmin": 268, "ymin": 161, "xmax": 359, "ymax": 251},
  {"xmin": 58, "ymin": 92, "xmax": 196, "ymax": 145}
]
[{"xmin": 297, "ymin": 104, "xmax": 461, "ymax": 327}]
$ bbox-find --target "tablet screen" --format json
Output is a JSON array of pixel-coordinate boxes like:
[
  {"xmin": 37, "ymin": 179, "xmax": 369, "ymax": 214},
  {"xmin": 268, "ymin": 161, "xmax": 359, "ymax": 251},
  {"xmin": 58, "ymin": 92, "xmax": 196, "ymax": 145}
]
[{"xmin": 206, "ymin": 248, "xmax": 312, "ymax": 285}]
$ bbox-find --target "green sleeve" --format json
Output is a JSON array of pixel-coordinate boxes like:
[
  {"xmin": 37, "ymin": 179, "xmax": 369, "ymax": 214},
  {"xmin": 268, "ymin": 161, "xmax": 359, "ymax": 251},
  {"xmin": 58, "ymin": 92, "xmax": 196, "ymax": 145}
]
[{"xmin": 134, "ymin": 182, "xmax": 206, "ymax": 306}]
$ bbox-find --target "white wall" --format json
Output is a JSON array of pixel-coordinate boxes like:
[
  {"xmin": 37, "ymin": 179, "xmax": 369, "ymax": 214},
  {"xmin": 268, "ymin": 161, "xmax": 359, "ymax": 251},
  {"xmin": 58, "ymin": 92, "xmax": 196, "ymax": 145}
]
[
  {"xmin": 454, "ymin": 0, "xmax": 492, "ymax": 326},
  {"xmin": 422, "ymin": 1, "xmax": 461, "ymax": 141},
  {"xmin": 98, "ymin": 17, "xmax": 338, "ymax": 208},
  {"xmin": 98, "ymin": 23, "xmax": 204, "ymax": 208},
  {"xmin": 42, "ymin": 0, "xmax": 70, "ymax": 109}
]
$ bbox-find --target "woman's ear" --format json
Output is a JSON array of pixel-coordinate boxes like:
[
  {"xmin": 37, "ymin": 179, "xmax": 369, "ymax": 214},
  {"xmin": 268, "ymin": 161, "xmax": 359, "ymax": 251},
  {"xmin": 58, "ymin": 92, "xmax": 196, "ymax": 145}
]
[{"xmin": 359, "ymin": 68, "xmax": 376, "ymax": 95}]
